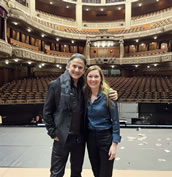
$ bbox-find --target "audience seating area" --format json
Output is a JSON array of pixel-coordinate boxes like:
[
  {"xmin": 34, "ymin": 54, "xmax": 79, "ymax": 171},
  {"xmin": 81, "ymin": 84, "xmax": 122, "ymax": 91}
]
[
  {"xmin": 0, "ymin": 76, "xmax": 56, "ymax": 104},
  {"xmin": 32, "ymin": 11, "xmax": 172, "ymax": 35},
  {"xmin": 0, "ymin": 76, "xmax": 171, "ymax": 104},
  {"xmin": 106, "ymin": 76, "xmax": 172, "ymax": 103}
]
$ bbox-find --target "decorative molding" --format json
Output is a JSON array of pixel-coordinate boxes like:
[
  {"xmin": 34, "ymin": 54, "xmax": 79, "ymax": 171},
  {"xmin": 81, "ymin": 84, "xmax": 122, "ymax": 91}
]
[
  {"xmin": 12, "ymin": 47, "xmax": 70, "ymax": 64},
  {"xmin": 0, "ymin": 39, "xmax": 12, "ymax": 56},
  {"xmin": 0, "ymin": 0, "xmax": 9, "ymax": 13},
  {"xmin": 120, "ymin": 53, "xmax": 172, "ymax": 65},
  {"xmin": 11, "ymin": 47, "xmax": 172, "ymax": 65},
  {"xmin": 161, "ymin": 55, "xmax": 172, "ymax": 62}
]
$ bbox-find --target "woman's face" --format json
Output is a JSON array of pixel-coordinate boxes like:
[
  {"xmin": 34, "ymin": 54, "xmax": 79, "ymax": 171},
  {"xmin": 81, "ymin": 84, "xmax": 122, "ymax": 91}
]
[{"xmin": 87, "ymin": 69, "xmax": 101, "ymax": 90}]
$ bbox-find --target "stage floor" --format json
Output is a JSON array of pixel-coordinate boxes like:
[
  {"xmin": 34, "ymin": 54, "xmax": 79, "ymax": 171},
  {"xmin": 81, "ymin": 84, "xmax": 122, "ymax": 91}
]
[
  {"xmin": 0, "ymin": 168, "xmax": 172, "ymax": 177},
  {"xmin": 0, "ymin": 127, "xmax": 172, "ymax": 176}
]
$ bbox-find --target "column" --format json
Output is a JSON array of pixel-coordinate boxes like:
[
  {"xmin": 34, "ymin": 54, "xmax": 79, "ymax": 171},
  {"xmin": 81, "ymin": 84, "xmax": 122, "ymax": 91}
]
[
  {"xmin": 8, "ymin": 0, "xmax": 15, "ymax": 8},
  {"xmin": 4, "ymin": 17, "xmax": 7, "ymax": 42},
  {"xmin": 76, "ymin": 0, "xmax": 82, "ymax": 29},
  {"xmin": 119, "ymin": 39, "xmax": 124, "ymax": 58},
  {"xmin": 125, "ymin": 0, "xmax": 132, "ymax": 29},
  {"xmin": 101, "ymin": 0, "xmax": 106, "ymax": 5},
  {"xmin": 86, "ymin": 40, "xmax": 91, "ymax": 60},
  {"xmin": 28, "ymin": 0, "xmax": 36, "ymax": 16}
]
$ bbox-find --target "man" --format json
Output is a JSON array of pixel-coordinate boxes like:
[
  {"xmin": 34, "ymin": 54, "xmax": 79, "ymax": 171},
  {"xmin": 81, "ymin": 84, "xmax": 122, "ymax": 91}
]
[{"xmin": 43, "ymin": 53, "xmax": 117, "ymax": 177}]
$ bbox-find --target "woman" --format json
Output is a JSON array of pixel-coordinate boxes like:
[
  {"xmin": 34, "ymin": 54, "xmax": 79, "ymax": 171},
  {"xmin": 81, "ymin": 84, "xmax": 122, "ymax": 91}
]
[{"xmin": 84, "ymin": 65, "xmax": 121, "ymax": 177}]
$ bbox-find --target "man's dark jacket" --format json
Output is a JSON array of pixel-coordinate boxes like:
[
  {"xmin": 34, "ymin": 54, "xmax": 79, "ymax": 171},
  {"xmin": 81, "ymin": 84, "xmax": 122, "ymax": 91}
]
[{"xmin": 43, "ymin": 70, "xmax": 87, "ymax": 144}]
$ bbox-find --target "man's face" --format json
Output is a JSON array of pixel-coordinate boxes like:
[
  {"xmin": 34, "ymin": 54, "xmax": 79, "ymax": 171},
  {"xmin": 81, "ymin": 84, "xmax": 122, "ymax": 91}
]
[{"xmin": 66, "ymin": 58, "xmax": 85, "ymax": 82}]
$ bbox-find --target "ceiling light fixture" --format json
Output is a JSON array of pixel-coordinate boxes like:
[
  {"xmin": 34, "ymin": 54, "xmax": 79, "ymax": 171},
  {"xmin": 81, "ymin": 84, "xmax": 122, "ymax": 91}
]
[
  {"xmin": 27, "ymin": 28, "xmax": 32, "ymax": 32},
  {"xmin": 93, "ymin": 41, "xmax": 115, "ymax": 48},
  {"xmin": 13, "ymin": 22, "xmax": 18, "ymax": 25},
  {"xmin": 5, "ymin": 60, "xmax": 9, "ymax": 64},
  {"xmin": 56, "ymin": 64, "xmax": 62, "ymax": 69}
]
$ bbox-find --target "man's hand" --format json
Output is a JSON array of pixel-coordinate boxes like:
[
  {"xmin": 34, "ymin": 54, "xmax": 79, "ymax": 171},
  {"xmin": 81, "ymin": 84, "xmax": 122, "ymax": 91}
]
[
  {"xmin": 54, "ymin": 137, "xmax": 60, "ymax": 141},
  {"xmin": 109, "ymin": 88, "xmax": 118, "ymax": 100}
]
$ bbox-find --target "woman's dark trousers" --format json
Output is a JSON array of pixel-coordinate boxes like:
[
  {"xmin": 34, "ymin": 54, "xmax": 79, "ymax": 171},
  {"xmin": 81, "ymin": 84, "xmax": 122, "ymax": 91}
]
[{"xmin": 87, "ymin": 129, "xmax": 114, "ymax": 177}]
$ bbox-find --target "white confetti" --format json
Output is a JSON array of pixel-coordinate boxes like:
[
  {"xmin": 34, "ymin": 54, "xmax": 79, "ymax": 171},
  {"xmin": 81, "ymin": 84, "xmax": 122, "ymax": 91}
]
[
  {"xmin": 115, "ymin": 157, "xmax": 120, "ymax": 161},
  {"xmin": 164, "ymin": 149, "xmax": 170, "ymax": 153},
  {"xmin": 127, "ymin": 136, "xmax": 137, "ymax": 141},
  {"xmin": 166, "ymin": 138, "xmax": 171, "ymax": 141},
  {"xmin": 138, "ymin": 134, "xmax": 145, "ymax": 137},
  {"xmin": 120, "ymin": 146, "xmax": 125, "ymax": 150},
  {"xmin": 156, "ymin": 143, "xmax": 162, "ymax": 147},
  {"xmin": 138, "ymin": 137, "xmax": 147, "ymax": 141},
  {"xmin": 158, "ymin": 159, "xmax": 166, "ymax": 162},
  {"xmin": 138, "ymin": 143, "xmax": 144, "ymax": 146}
]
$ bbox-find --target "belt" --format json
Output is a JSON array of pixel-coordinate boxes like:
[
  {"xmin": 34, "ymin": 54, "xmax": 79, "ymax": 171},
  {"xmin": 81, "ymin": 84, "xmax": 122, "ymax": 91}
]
[{"xmin": 88, "ymin": 128, "xmax": 112, "ymax": 134}]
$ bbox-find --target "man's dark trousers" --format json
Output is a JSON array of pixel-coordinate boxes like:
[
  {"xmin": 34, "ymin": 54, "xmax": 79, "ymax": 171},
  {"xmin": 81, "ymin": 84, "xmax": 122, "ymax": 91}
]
[{"xmin": 50, "ymin": 134, "xmax": 85, "ymax": 177}]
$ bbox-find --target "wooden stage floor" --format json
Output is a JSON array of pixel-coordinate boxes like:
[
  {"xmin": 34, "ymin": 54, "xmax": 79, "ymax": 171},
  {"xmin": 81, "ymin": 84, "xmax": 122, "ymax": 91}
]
[{"xmin": 1, "ymin": 168, "xmax": 172, "ymax": 177}]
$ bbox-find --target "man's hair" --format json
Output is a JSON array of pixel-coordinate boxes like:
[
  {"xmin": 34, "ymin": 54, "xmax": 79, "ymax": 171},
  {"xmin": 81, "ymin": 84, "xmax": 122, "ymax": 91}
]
[{"xmin": 67, "ymin": 53, "xmax": 87, "ymax": 66}]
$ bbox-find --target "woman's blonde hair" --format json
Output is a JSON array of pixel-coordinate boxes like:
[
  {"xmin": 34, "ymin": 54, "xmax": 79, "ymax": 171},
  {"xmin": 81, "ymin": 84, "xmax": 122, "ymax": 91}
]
[{"xmin": 83, "ymin": 65, "xmax": 111, "ymax": 106}]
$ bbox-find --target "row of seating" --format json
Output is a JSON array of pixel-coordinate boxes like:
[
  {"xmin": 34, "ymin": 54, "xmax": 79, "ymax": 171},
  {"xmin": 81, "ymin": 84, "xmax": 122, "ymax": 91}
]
[
  {"xmin": 151, "ymin": 18, "xmax": 172, "ymax": 29},
  {"xmin": 0, "ymin": 76, "xmax": 171, "ymax": 104},
  {"xmin": 10, "ymin": 38, "xmax": 39, "ymax": 51},
  {"xmin": 46, "ymin": 50, "xmax": 73, "ymax": 57},
  {"xmin": 132, "ymin": 7, "xmax": 172, "ymax": 20},
  {"xmin": 125, "ymin": 48, "xmax": 168, "ymax": 57}
]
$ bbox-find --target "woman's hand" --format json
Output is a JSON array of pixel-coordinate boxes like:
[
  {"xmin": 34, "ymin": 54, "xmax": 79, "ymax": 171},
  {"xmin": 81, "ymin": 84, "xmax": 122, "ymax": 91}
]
[
  {"xmin": 109, "ymin": 89, "xmax": 118, "ymax": 101},
  {"xmin": 108, "ymin": 142, "xmax": 118, "ymax": 160},
  {"xmin": 54, "ymin": 137, "xmax": 60, "ymax": 141}
]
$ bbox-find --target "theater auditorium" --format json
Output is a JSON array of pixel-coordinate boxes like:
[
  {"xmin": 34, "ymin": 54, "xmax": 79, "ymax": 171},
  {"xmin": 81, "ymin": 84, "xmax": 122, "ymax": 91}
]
[{"xmin": 0, "ymin": 0, "xmax": 172, "ymax": 177}]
